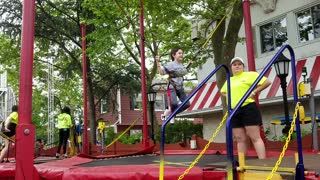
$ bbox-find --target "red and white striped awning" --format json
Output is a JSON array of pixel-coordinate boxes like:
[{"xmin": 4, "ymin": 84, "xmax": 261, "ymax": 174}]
[{"xmin": 186, "ymin": 56, "xmax": 320, "ymax": 112}]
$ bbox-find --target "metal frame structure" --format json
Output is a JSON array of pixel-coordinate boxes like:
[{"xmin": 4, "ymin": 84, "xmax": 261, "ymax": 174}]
[
  {"xmin": 47, "ymin": 59, "xmax": 55, "ymax": 148},
  {"xmin": 226, "ymin": 44, "xmax": 305, "ymax": 180},
  {"xmin": 0, "ymin": 87, "xmax": 17, "ymax": 122},
  {"xmin": 159, "ymin": 64, "xmax": 232, "ymax": 180}
]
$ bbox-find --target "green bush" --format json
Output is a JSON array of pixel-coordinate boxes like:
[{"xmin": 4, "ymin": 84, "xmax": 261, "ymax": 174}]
[
  {"xmin": 104, "ymin": 120, "xmax": 202, "ymax": 145},
  {"xmin": 104, "ymin": 127, "xmax": 117, "ymax": 145},
  {"xmin": 276, "ymin": 128, "xmax": 310, "ymax": 142},
  {"xmin": 118, "ymin": 133, "xmax": 142, "ymax": 144},
  {"xmin": 104, "ymin": 126, "xmax": 142, "ymax": 145},
  {"xmin": 155, "ymin": 120, "xmax": 203, "ymax": 144}
]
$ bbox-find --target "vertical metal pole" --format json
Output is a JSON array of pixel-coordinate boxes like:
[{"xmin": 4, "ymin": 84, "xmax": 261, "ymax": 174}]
[
  {"xmin": 309, "ymin": 78, "xmax": 318, "ymax": 151},
  {"xmin": 16, "ymin": 0, "xmax": 37, "ymax": 179},
  {"xmin": 151, "ymin": 101, "xmax": 155, "ymax": 144},
  {"xmin": 81, "ymin": 24, "xmax": 89, "ymax": 155},
  {"xmin": 280, "ymin": 77, "xmax": 291, "ymax": 133},
  {"xmin": 47, "ymin": 60, "xmax": 54, "ymax": 148},
  {"xmin": 243, "ymin": 0, "xmax": 266, "ymax": 144},
  {"xmin": 101, "ymin": 129, "xmax": 105, "ymax": 154},
  {"xmin": 289, "ymin": 48, "xmax": 305, "ymax": 180},
  {"xmin": 139, "ymin": 0, "xmax": 149, "ymax": 149},
  {"xmin": 243, "ymin": 0, "xmax": 255, "ymax": 70}
]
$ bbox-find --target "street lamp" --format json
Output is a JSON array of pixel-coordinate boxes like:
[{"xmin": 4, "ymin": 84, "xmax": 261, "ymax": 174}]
[
  {"xmin": 147, "ymin": 90, "xmax": 157, "ymax": 143},
  {"xmin": 273, "ymin": 53, "xmax": 291, "ymax": 136}
]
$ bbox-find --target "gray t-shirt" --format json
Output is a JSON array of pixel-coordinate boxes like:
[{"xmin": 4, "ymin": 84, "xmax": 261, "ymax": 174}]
[{"xmin": 163, "ymin": 61, "xmax": 188, "ymax": 90}]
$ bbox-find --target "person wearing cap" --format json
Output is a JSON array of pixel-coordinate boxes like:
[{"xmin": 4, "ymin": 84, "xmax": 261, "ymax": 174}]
[{"xmin": 220, "ymin": 57, "xmax": 271, "ymax": 159}]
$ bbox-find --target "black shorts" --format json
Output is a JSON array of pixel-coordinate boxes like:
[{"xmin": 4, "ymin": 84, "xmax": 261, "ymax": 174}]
[
  {"xmin": 231, "ymin": 103, "xmax": 262, "ymax": 128},
  {"xmin": 2, "ymin": 123, "xmax": 17, "ymax": 137}
]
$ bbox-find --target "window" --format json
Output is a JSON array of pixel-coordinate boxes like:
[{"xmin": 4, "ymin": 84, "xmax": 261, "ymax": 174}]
[
  {"xmin": 130, "ymin": 93, "xmax": 167, "ymax": 111},
  {"xmin": 100, "ymin": 97, "xmax": 109, "ymax": 114},
  {"xmin": 154, "ymin": 93, "xmax": 167, "ymax": 111},
  {"xmin": 130, "ymin": 129, "xmax": 142, "ymax": 135},
  {"xmin": 133, "ymin": 94, "xmax": 142, "ymax": 110},
  {"xmin": 260, "ymin": 17, "xmax": 288, "ymax": 53},
  {"xmin": 296, "ymin": 4, "xmax": 320, "ymax": 42}
]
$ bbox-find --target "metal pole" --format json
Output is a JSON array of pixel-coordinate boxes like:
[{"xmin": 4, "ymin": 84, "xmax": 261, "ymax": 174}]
[
  {"xmin": 309, "ymin": 78, "xmax": 318, "ymax": 151},
  {"xmin": 151, "ymin": 101, "xmax": 155, "ymax": 144},
  {"xmin": 280, "ymin": 77, "xmax": 291, "ymax": 135},
  {"xmin": 101, "ymin": 129, "xmax": 105, "ymax": 154},
  {"xmin": 243, "ymin": 0, "xmax": 255, "ymax": 70},
  {"xmin": 139, "ymin": 0, "xmax": 149, "ymax": 149},
  {"xmin": 16, "ymin": 0, "xmax": 37, "ymax": 179},
  {"xmin": 243, "ymin": 0, "xmax": 266, "ymax": 143},
  {"xmin": 288, "ymin": 47, "xmax": 305, "ymax": 180},
  {"xmin": 81, "ymin": 24, "xmax": 89, "ymax": 155}
]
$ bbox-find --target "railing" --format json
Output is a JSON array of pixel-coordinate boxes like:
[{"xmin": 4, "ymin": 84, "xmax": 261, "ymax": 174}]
[
  {"xmin": 225, "ymin": 44, "xmax": 305, "ymax": 180},
  {"xmin": 159, "ymin": 64, "xmax": 232, "ymax": 180}
]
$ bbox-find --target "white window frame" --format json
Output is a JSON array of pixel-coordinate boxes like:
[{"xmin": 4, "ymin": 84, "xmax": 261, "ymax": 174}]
[
  {"xmin": 258, "ymin": 16, "xmax": 288, "ymax": 54},
  {"xmin": 295, "ymin": 3, "xmax": 320, "ymax": 43},
  {"xmin": 100, "ymin": 98, "xmax": 108, "ymax": 114}
]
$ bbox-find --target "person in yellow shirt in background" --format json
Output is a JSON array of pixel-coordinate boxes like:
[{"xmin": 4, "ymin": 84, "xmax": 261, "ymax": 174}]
[
  {"xmin": 0, "ymin": 105, "xmax": 18, "ymax": 162},
  {"xmin": 221, "ymin": 57, "xmax": 271, "ymax": 159},
  {"xmin": 56, "ymin": 106, "xmax": 72, "ymax": 159}
]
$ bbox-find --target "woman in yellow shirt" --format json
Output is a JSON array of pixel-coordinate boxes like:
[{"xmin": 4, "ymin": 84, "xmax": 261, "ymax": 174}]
[
  {"xmin": 0, "ymin": 105, "xmax": 18, "ymax": 162},
  {"xmin": 56, "ymin": 106, "xmax": 72, "ymax": 158},
  {"xmin": 221, "ymin": 57, "xmax": 271, "ymax": 159}
]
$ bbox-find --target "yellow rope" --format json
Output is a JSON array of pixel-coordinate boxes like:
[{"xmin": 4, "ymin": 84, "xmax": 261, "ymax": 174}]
[
  {"xmin": 266, "ymin": 102, "xmax": 301, "ymax": 180},
  {"xmin": 201, "ymin": 0, "xmax": 239, "ymax": 49},
  {"xmin": 0, "ymin": 131, "xmax": 15, "ymax": 142},
  {"xmin": 105, "ymin": 116, "xmax": 141, "ymax": 149},
  {"xmin": 177, "ymin": 112, "xmax": 228, "ymax": 180}
]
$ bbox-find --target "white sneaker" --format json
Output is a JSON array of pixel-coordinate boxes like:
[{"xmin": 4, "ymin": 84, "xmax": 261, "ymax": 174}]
[
  {"xmin": 164, "ymin": 109, "xmax": 176, "ymax": 123},
  {"xmin": 170, "ymin": 117, "xmax": 175, "ymax": 124},
  {"xmin": 55, "ymin": 153, "xmax": 60, "ymax": 159},
  {"xmin": 164, "ymin": 109, "xmax": 171, "ymax": 117}
]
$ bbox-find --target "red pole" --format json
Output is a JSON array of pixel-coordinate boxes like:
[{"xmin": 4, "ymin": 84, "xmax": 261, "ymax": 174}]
[
  {"xmin": 243, "ymin": 0, "xmax": 266, "ymax": 142},
  {"xmin": 81, "ymin": 24, "xmax": 89, "ymax": 155},
  {"xmin": 139, "ymin": 0, "xmax": 149, "ymax": 149},
  {"xmin": 243, "ymin": 0, "xmax": 255, "ymax": 71},
  {"xmin": 16, "ymin": 0, "xmax": 37, "ymax": 179}
]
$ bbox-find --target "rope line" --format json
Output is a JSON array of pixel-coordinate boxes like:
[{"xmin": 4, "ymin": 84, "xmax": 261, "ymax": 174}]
[
  {"xmin": 266, "ymin": 102, "xmax": 301, "ymax": 180},
  {"xmin": 177, "ymin": 112, "xmax": 228, "ymax": 180},
  {"xmin": 105, "ymin": 116, "xmax": 141, "ymax": 149},
  {"xmin": 201, "ymin": 0, "xmax": 239, "ymax": 49}
]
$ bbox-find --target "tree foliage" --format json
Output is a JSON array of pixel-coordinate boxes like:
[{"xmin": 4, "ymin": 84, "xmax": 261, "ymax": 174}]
[
  {"xmin": 0, "ymin": 0, "xmax": 244, "ymax": 143},
  {"xmin": 155, "ymin": 120, "xmax": 203, "ymax": 144},
  {"xmin": 0, "ymin": 0, "xmax": 142, "ymax": 142}
]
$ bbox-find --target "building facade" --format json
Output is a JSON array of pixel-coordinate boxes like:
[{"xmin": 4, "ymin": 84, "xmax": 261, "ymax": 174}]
[{"xmin": 181, "ymin": 0, "xmax": 320, "ymax": 142}]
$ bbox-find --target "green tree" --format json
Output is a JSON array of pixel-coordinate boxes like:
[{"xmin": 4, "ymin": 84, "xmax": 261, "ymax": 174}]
[
  {"xmin": 155, "ymin": 120, "xmax": 203, "ymax": 144},
  {"xmin": 0, "ymin": 0, "xmax": 244, "ymax": 144},
  {"xmin": 0, "ymin": 0, "xmax": 141, "ymax": 143},
  {"xmin": 83, "ymin": 0, "xmax": 244, "ymax": 108}
]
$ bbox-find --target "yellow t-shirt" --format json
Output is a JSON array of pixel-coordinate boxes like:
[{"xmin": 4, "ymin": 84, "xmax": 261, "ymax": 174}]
[
  {"xmin": 221, "ymin": 71, "xmax": 267, "ymax": 109},
  {"xmin": 57, "ymin": 113, "xmax": 72, "ymax": 129},
  {"xmin": 8, "ymin": 112, "xmax": 18, "ymax": 124}
]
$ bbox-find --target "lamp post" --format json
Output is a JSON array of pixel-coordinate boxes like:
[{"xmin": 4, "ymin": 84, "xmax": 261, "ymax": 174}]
[
  {"xmin": 147, "ymin": 90, "xmax": 157, "ymax": 143},
  {"xmin": 273, "ymin": 53, "xmax": 291, "ymax": 136}
]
